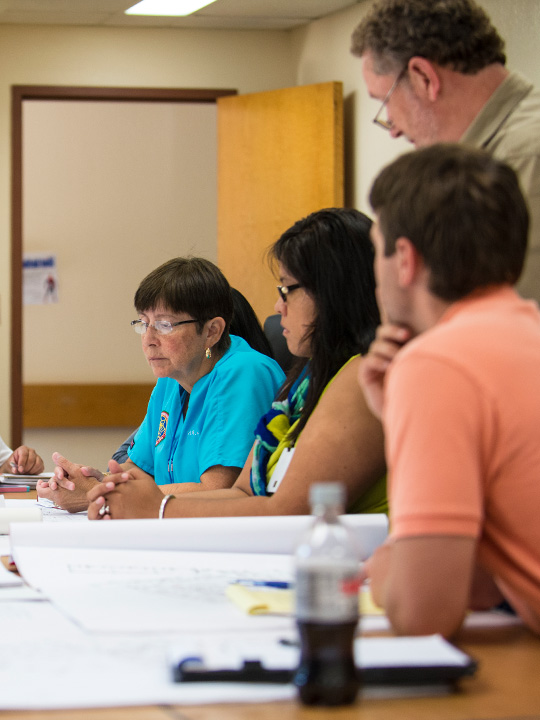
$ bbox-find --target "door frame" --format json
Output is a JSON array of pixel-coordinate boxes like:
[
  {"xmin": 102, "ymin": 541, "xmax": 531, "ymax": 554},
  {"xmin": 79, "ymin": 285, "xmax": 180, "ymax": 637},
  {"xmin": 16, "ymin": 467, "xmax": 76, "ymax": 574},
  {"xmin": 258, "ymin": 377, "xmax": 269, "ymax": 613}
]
[{"xmin": 11, "ymin": 85, "xmax": 236, "ymax": 447}]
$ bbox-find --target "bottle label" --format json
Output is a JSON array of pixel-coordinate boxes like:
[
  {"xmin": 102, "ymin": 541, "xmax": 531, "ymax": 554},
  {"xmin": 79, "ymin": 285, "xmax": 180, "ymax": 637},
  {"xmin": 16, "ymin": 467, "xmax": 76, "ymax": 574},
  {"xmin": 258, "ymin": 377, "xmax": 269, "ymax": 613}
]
[{"xmin": 295, "ymin": 565, "xmax": 360, "ymax": 622}]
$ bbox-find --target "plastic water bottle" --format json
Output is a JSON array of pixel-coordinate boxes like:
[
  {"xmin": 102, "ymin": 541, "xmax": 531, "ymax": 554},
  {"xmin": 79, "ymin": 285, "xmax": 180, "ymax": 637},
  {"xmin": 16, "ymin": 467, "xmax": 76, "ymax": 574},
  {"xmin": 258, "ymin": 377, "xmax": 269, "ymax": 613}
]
[{"xmin": 293, "ymin": 482, "xmax": 361, "ymax": 706}]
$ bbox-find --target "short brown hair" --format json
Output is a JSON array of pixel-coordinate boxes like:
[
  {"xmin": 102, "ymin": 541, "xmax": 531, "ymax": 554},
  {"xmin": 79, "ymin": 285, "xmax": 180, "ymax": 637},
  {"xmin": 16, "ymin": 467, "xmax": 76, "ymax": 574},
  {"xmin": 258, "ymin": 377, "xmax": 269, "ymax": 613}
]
[
  {"xmin": 135, "ymin": 257, "xmax": 233, "ymax": 353},
  {"xmin": 351, "ymin": 0, "xmax": 506, "ymax": 75},
  {"xmin": 369, "ymin": 144, "xmax": 528, "ymax": 301}
]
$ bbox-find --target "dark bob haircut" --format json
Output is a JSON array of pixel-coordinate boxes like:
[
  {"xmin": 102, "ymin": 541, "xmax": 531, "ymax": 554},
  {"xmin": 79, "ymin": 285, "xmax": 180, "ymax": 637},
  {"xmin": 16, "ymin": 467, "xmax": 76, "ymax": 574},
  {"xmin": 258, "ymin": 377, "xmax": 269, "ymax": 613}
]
[
  {"xmin": 270, "ymin": 207, "xmax": 380, "ymax": 440},
  {"xmin": 134, "ymin": 256, "xmax": 233, "ymax": 354}
]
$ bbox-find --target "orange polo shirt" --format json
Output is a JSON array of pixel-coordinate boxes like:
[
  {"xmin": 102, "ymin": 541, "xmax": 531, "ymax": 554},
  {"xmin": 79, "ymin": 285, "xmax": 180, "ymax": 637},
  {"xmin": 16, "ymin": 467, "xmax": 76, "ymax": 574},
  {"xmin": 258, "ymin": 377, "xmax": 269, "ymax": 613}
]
[{"xmin": 384, "ymin": 286, "xmax": 540, "ymax": 633}]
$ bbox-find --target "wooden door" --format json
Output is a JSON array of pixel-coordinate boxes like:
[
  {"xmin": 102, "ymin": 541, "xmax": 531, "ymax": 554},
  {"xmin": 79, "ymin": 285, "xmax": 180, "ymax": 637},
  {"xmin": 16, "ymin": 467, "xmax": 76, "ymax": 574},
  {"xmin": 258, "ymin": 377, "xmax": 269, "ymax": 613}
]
[{"xmin": 217, "ymin": 82, "xmax": 343, "ymax": 322}]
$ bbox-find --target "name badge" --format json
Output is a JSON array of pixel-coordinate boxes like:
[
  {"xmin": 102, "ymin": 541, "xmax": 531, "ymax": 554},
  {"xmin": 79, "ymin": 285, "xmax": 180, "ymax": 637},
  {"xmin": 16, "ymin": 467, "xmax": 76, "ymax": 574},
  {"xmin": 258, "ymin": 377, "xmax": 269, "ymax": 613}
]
[{"xmin": 267, "ymin": 447, "xmax": 295, "ymax": 494}]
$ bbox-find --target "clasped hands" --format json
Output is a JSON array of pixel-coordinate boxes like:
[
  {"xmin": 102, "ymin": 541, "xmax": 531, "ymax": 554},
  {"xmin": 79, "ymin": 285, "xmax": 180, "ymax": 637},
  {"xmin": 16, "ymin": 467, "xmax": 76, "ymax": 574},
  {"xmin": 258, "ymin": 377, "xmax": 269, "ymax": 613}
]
[
  {"xmin": 36, "ymin": 452, "xmax": 106, "ymax": 513},
  {"xmin": 36, "ymin": 451, "xmax": 163, "ymax": 518},
  {"xmin": 86, "ymin": 468, "xmax": 164, "ymax": 520}
]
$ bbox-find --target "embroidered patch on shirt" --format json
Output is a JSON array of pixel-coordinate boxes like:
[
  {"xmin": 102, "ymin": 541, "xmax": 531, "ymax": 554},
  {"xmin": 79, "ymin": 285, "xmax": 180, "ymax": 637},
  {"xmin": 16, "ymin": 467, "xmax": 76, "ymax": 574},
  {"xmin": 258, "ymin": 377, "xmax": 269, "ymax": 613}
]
[{"xmin": 156, "ymin": 411, "xmax": 169, "ymax": 446}]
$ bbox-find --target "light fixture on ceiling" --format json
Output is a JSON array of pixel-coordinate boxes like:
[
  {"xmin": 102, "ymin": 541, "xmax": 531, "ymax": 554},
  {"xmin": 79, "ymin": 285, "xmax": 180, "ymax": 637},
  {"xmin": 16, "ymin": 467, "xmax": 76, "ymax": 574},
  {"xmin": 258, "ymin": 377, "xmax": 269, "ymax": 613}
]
[{"xmin": 125, "ymin": 0, "xmax": 218, "ymax": 16}]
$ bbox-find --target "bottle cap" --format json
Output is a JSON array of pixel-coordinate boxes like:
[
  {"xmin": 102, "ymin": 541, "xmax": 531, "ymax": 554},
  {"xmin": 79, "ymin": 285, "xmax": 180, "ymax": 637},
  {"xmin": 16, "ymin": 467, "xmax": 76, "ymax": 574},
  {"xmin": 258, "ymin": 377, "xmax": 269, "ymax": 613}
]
[{"xmin": 309, "ymin": 482, "xmax": 345, "ymax": 508}]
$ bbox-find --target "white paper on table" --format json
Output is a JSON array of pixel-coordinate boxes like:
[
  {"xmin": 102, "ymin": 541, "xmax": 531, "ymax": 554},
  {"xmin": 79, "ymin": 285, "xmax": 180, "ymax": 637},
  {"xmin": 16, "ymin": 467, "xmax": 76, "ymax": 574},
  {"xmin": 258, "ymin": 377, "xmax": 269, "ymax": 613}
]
[
  {"xmin": 4, "ymin": 512, "xmax": 387, "ymax": 709},
  {"xmin": 13, "ymin": 546, "xmax": 296, "ymax": 634},
  {"xmin": 0, "ymin": 585, "xmax": 44, "ymax": 601},
  {"xmin": 9, "ymin": 513, "xmax": 387, "ymax": 636},
  {"xmin": 0, "ymin": 535, "xmax": 10, "ymax": 555},
  {"xmin": 0, "ymin": 506, "xmax": 42, "ymax": 534},
  {"xmin": 7, "ymin": 498, "xmax": 88, "ymax": 522},
  {"xmin": 6, "ymin": 499, "xmax": 43, "ymax": 508},
  {"xmin": 0, "ymin": 598, "xmax": 472, "ymax": 711},
  {"xmin": 0, "ymin": 559, "xmax": 23, "ymax": 587},
  {"xmin": 0, "ymin": 600, "xmax": 296, "ymax": 710},
  {"xmin": 10, "ymin": 513, "xmax": 387, "ymax": 557}
]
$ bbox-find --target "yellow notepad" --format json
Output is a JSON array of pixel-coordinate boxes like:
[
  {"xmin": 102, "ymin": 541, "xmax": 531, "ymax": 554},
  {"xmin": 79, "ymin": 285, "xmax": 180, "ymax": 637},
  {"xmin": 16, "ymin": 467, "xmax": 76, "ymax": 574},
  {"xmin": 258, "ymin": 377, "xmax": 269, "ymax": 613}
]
[
  {"xmin": 226, "ymin": 584, "xmax": 384, "ymax": 616},
  {"xmin": 226, "ymin": 584, "xmax": 293, "ymax": 615}
]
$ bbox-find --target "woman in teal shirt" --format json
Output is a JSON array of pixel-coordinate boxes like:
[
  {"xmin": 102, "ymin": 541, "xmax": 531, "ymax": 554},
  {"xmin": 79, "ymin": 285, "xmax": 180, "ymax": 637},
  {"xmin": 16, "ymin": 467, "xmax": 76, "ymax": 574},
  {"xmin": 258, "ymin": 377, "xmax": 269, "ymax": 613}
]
[{"xmin": 128, "ymin": 333, "xmax": 283, "ymax": 486}]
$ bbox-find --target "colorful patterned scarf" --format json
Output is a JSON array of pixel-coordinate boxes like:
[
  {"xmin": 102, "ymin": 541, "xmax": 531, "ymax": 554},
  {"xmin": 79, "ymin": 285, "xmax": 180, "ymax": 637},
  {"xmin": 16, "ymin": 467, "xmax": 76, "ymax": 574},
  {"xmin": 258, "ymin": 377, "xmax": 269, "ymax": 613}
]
[{"xmin": 250, "ymin": 368, "xmax": 310, "ymax": 496}]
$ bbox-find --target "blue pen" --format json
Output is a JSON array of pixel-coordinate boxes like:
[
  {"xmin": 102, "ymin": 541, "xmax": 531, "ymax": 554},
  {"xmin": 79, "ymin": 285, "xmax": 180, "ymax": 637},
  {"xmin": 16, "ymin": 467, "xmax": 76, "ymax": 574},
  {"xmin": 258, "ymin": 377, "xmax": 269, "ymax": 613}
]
[{"xmin": 234, "ymin": 580, "xmax": 291, "ymax": 589}]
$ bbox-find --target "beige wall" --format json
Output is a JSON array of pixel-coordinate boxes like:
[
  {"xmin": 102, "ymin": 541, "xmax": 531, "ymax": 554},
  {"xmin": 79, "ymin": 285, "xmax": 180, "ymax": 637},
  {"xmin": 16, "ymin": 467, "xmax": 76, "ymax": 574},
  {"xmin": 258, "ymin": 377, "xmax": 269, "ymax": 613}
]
[
  {"xmin": 5, "ymin": 0, "xmax": 540, "ymax": 449},
  {"xmin": 0, "ymin": 24, "xmax": 297, "ymax": 442},
  {"xmin": 23, "ymin": 100, "xmax": 218, "ymax": 384}
]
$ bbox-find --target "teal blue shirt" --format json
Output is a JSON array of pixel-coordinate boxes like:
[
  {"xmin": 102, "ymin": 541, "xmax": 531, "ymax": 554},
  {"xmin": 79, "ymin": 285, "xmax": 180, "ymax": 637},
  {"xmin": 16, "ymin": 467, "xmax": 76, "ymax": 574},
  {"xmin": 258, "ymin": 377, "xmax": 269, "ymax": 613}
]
[{"xmin": 128, "ymin": 335, "xmax": 285, "ymax": 485}]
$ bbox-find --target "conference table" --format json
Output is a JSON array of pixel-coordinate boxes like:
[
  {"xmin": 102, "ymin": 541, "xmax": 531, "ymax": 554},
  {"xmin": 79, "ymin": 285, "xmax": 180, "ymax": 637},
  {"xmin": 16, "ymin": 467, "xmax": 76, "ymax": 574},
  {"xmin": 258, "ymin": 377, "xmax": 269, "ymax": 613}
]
[{"xmin": 2, "ymin": 490, "xmax": 540, "ymax": 719}]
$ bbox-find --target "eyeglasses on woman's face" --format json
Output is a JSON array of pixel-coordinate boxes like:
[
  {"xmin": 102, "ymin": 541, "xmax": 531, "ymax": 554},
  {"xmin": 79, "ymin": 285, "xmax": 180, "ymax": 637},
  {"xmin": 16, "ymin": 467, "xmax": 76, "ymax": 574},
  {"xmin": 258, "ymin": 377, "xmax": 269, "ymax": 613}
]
[
  {"xmin": 276, "ymin": 283, "xmax": 302, "ymax": 302},
  {"xmin": 131, "ymin": 319, "xmax": 198, "ymax": 335}
]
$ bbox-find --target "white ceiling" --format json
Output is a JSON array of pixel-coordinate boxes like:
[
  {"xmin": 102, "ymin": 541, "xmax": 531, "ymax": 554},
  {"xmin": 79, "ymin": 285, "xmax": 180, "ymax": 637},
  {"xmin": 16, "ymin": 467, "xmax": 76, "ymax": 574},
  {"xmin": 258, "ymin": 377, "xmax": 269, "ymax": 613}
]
[{"xmin": 0, "ymin": 0, "xmax": 362, "ymax": 30}]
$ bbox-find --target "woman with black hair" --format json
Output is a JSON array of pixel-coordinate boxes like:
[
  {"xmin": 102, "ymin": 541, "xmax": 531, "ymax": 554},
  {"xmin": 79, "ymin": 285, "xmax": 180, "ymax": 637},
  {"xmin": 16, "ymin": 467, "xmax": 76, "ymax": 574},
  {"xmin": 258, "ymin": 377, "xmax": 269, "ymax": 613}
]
[{"xmin": 87, "ymin": 208, "xmax": 387, "ymax": 519}]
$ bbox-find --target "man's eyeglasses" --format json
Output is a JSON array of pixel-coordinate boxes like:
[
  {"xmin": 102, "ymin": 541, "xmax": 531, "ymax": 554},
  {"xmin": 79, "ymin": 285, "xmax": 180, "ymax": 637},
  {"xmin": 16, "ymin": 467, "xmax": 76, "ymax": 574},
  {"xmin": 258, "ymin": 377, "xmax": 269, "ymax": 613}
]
[
  {"xmin": 372, "ymin": 67, "xmax": 408, "ymax": 131},
  {"xmin": 276, "ymin": 283, "xmax": 302, "ymax": 302},
  {"xmin": 131, "ymin": 319, "xmax": 198, "ymax": 335}
]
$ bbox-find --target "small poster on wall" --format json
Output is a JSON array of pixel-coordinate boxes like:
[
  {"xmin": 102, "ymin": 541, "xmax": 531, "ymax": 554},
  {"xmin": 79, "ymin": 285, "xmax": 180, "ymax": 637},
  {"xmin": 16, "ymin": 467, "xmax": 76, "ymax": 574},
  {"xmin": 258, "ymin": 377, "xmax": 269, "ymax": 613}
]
[{"xmin": 23, "ymin": 253, "xmax": 59, "ymax": 305}]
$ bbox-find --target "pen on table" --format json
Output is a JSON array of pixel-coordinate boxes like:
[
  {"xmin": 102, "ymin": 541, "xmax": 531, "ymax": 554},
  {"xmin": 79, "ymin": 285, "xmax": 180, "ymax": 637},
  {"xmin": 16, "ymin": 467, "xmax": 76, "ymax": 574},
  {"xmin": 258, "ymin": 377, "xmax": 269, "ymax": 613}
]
[
  {"xmin": 234, "ymin": 580, "xmax": 291, "ymax": 589},
  {"xmin": 0, "ymin": 485, "xmax": 31, "ymax": 493}
]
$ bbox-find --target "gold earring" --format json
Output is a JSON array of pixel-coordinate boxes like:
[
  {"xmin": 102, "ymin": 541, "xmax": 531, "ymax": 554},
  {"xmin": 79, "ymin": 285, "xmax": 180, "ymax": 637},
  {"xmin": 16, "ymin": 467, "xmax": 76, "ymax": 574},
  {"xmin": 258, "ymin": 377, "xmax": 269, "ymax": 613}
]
[{"xmin": 206, "ymin": 347, "xmax": 212, "ymax": 359}]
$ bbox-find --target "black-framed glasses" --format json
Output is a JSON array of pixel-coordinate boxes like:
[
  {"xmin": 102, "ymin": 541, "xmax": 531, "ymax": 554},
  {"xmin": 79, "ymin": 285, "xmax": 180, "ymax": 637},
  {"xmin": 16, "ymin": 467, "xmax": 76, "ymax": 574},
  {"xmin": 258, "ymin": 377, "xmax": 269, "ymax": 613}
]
[
  {"xmin": 372, "ymin": 67, "xmax": 408, "ymax": 131},
  {"xmin": 276, "ymin": 283, "xmax": 302, "ymax": 302},
  {"xmin": 131, "ymin": 319, "xmax": 198, "ymax": 335}
]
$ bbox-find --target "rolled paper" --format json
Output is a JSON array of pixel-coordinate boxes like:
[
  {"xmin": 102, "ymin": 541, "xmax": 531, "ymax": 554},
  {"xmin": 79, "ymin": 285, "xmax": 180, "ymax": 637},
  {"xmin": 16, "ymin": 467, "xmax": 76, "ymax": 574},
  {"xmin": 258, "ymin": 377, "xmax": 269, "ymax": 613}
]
[{"xmin": 0, "ymin": 507, "xmax": 42, "ymax": 535}]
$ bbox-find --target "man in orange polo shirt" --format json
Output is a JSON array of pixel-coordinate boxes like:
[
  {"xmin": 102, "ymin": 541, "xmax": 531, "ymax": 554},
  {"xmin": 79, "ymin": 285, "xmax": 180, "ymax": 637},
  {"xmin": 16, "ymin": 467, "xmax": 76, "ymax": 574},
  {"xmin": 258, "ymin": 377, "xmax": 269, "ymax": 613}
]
[{"xmin": 360, "ymin": 144, "xmax": 540, "ymax": 637}]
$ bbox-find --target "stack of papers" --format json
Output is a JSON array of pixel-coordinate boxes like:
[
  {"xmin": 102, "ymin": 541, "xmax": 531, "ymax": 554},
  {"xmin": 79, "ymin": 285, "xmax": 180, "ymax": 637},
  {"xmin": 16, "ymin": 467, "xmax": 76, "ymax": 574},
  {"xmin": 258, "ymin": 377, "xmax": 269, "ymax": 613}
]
[{"xmin": 0, "ymin": 472, "xmax": 53, "ymax": 489}]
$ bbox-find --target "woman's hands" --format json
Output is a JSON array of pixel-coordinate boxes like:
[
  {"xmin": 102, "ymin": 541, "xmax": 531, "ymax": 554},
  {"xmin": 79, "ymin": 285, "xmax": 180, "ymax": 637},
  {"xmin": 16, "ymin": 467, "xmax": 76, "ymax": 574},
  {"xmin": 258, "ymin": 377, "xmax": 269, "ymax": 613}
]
[
  {"xmin": 36, "ymin": 452, "xmax": 103, "ymax": 513},
  {"xmin": 87, "ymin": 463, "xmax": 164, "ymax": 520}
]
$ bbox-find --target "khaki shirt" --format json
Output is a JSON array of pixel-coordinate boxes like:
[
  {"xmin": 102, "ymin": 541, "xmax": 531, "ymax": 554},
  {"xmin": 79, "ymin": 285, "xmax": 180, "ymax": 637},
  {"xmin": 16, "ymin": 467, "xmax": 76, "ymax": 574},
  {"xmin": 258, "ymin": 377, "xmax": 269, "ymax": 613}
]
[{"xmin": 461, "ymin": 72, "xmax": 540, "ymax": 303}]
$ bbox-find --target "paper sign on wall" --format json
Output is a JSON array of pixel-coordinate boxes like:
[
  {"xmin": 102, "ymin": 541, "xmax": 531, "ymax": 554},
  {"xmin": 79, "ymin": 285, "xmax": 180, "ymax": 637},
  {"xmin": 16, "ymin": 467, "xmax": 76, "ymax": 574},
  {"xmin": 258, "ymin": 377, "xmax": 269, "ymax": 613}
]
[{"xmin": 23, "ymin": 254, "xmax": 58, "ymax": 305}]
